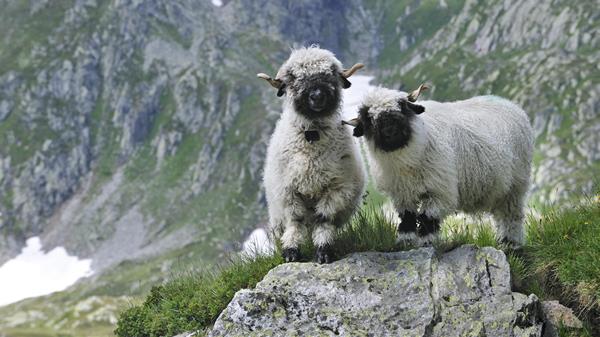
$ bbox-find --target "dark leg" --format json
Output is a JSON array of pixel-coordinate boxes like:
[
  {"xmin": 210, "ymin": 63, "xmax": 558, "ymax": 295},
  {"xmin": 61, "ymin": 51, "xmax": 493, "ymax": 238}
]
[
  {"xmin": 282, "ymin": 247, "xmax": 300, "ymax": 262},
  {"xmin": 311, "ymin": 212, "xmax": 336, "ymax": 264},
  {"xmin": 316, "ymin": 244, "xmax": 333, "ymax": 264},
  {"xmin": 398, "ymin": 210, "xmax": 418, "ymax": 233},
  {"xmin": 397, "ymin": 210, "xmax": 419, "ymax": 244},
  {"xmin": 417, "ymin": 213, "xmax": 440, "ymax": 245}
]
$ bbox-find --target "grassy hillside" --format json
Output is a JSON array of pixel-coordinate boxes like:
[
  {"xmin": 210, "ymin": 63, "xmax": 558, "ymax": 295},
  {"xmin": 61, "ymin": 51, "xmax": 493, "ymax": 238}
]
[{"xmin": 114, "ymin": 192, "xmax": 600, "ymax": 337}]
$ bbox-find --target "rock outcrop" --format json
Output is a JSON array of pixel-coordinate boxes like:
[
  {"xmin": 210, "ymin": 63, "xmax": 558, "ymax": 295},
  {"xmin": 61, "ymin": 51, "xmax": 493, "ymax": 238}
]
[
  {"xmin": 541, "ymin": 300, "xmax": 583, "ymax": 337},
  {"xmin": 209, "ymin": 246, "xmax": 544, "ymax": 337}
]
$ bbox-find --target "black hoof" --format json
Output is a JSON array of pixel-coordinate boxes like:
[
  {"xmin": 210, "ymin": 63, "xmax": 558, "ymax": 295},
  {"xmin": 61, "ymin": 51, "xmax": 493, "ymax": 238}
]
[
  {"xmin": 282, "ymin": 247, "xmax": 300, "ymax": 262},
  {"xmin": 316, "ymin": 245, "xmax": 333, "ymax": 264}
]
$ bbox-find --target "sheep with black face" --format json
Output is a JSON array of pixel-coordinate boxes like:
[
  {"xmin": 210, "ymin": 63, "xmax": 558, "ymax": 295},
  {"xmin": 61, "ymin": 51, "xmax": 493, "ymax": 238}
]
[
  {"xmin": 345, "ymin": 86, "xmax": 533, "ymax": 246},
  {"xmin": 258, "ymin": 47, "xmax": 366, "ymax": 263}
]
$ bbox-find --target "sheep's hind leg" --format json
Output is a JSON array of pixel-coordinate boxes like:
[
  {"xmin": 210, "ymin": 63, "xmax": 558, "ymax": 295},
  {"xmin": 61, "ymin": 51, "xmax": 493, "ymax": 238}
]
[
  {"xmin": 492, "ymin": 191, "xmax": 526, "ymax": 247},
  {"xmin": 397, "ymin": 210, "xmax": 419, "ymax": 244}
]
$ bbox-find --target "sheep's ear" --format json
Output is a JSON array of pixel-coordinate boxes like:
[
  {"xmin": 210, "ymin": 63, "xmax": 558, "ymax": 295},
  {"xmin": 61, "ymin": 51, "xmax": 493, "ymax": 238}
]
[
  {"xmin": 353, "ymin": 123, "xmax": 364, "ymax": 137},
  {"xmin": 400, "ymin": 100, "xmax": 425, "ymax": 114},
  {"xmin": 342, "ymin": 118, "xmax": 364, "ymax": 137},
  {"xmin": 407, "ymin": 101, "xmax": 425, "ymax": 114},
  {"xmin": 341, "ymin": 77, "xmax": 352, "ymax": 89},
  {"xmin": 276, "ymin": 84, "xmax": 286, "ymax": 97}
]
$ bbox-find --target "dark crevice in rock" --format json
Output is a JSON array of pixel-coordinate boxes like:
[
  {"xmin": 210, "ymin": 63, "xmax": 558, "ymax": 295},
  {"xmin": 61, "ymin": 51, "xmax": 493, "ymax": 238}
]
[
  {"xmin": 484, "ymin": 258, "xmax": 493, "ymax": 289},
  {"xmin": 424, "ymin": 257, "xmax": 441, "ymax": 337},
  {"xmin": 480, "ymin": 322, "xmax": 488, "ymax": 337},
  {"xmin": 514, "ymin": 295, "xmax": 543, "ymax": 329},
  {"xmin": 320, "ymin": 324, "xmax": 340, "ymax": 335}
]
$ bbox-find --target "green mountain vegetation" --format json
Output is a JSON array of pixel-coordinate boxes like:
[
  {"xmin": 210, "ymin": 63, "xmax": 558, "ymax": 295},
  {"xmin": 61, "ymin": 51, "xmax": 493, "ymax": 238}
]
[{"xmin": 0, "ymin": 0, "xmax": 597, "ymax": 336}]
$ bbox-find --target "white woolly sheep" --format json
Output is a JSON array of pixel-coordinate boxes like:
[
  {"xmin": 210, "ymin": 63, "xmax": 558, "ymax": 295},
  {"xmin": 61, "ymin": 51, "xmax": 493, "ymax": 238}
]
[
  {"xmin": 344, "ymin": 86, "xmax": 533, "ymax": 245},
  {"xmin": 258, "ymin": 47, "xmax": 366, "ymax": 263}
]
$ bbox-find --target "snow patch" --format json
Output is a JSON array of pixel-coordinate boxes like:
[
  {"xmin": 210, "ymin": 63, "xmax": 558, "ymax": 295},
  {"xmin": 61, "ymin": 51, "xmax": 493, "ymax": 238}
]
[
  {"xmin": 211, "ymin": 0, "xmax": 223, "ymax": 7},
  {"xmin": 0, "ymin": 237, "xmax": 92, "ymax": 306},
  {"xmin": 242, "ymin": 228, "xmax": 274, "ymax": 257},
  {"xmin": 342, "ymin": 75, "xmax": 375, "ymax": 120}
]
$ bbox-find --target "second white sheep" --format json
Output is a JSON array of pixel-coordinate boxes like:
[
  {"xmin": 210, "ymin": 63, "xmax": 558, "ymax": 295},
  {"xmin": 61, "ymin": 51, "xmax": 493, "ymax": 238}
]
[{"xmin": 344, "ymin": 86, "xmax": 533, "ymax": 245}]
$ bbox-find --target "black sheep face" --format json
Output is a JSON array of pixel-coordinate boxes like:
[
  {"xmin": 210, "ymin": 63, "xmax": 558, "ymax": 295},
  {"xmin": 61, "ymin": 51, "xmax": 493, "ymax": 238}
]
[
  {"xmin": 257, "ymin": 47, "xmax": 362, "ymax": 119},
  {"xmin": 284, "ymin": 68, "xmax": 343, "ymax": 120},
  {"xmin": 354, "ymin": 99, "xmax": 425, "ymax": 152}
]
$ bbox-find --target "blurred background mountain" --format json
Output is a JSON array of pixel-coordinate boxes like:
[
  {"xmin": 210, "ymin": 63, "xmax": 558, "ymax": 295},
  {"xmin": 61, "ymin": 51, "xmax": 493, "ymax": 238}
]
[{"xmin": 0, "ymin": 0, "xmax": 597, "ymax": 335}]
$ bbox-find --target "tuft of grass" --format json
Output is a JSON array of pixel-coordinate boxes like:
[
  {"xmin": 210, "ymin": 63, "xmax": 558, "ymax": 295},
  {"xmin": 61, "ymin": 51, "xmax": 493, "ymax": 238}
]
[
  {"xmin": 440, "ymin": 215, "xmax": 499, "ymax": 249},
  {"xmin": 524, "ymin": 196, "xmax": 600, "ymax": 330},
  {"xmin": 333, "ymin": 204, "xmax": 401, "ymax": 255}
]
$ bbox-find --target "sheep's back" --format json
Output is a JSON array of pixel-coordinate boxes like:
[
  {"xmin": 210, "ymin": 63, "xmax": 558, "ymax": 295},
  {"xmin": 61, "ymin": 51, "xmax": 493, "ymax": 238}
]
[{"xmin": 421, "ymin": 96, "xmax": 533, "ymax": 211}]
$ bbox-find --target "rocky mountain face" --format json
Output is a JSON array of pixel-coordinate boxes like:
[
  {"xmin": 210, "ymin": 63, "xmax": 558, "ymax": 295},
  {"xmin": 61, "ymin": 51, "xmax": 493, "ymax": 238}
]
[
  {"xmin": 365, "ymin": 0, "xmax": 599, "ymax": 204},
  {"xmin": 0, "ymin": 0, "xmax": 597, "ymax": 333},
  {"xmin": 209, "ymin": 246, "xmax": 546, "ymax": 337},
  {"xmin": 0, "ymin": 0, "xmax": 365, "ymax": 267}
]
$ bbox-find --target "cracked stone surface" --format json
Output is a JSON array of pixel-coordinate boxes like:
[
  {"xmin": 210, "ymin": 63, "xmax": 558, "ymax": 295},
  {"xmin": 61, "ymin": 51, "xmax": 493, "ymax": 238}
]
[{"xmin": 208, "ymin": 245, "xmax": 544, "ymax": 337}]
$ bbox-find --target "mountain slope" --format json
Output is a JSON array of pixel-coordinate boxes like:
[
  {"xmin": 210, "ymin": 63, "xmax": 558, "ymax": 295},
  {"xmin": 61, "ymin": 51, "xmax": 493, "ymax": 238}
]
[
  {"xmin": 0, "ymin": 0, "xmax": 598, "ymax": 335},
  {"xmin": 0, "ymin": 0, "xmax": 362, "ymax": 268},
  {"xmin": 364, "ymin": 0, "xmax": 600, "ymax": 204}
]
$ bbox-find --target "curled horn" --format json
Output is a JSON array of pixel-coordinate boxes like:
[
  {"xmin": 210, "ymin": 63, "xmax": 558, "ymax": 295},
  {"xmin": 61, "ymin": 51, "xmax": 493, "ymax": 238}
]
[
  {"xmin": 257, "ymin": 73, "xmax": 283, "ymax": 89},
  {"xmin": 342, "ymin": 63, "xmax": 365, "ymax": 78},
  {"xmin": 342, "ymin": 118, "xmax": 364, "ymax": 137},
  {"xmin": 407, "ymin": 83, "xmax": 429, "ymax": 102},
  {"xmin": 342, "ymin": 118, "xmax": 361, "ymax": 127}
]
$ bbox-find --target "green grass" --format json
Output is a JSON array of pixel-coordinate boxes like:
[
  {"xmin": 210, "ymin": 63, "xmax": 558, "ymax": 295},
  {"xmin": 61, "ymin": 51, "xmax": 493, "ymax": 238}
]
[
  {"xmin": 108, "ymin": 207, "xmax": 483, "ymax": 336},
  {"xmin": 113, "ymin": 205, "xmax": 496, "ymax": 337},
  {"xmin": 525, "ymin": 197, "xmax": 600, "ymax": 331},
  {"xmin": 115, "ymin": 195, "xmax": 600, "ymax": 337},
  {"xmin": 114, "ymin": 254, "xmax": 283, "ymax": 337}
]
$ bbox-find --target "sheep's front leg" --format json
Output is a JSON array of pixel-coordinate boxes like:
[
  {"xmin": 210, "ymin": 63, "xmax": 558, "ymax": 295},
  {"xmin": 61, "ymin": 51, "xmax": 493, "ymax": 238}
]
[
  {"xmin": 312, "ymin": 216, "xmax": 335, "ymax": 264},
  {"xmin": 417, "ymin": 196, "xmax": 451, "ymax": 245},
  {"xmin": 281, "ymin": 192, "xmax": 308, "ymax": 262},
  {"xmin": 397, "ymin": 209, "xmax": 419, "ymax": 244},
  {"xmin": 313, "ymin": 184, "xmax": 357, "ymax": 263}
]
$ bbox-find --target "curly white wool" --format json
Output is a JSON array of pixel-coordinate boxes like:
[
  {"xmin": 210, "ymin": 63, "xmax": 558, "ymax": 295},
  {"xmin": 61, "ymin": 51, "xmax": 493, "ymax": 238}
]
[
  {"xmin": 263, "ymin": 47, "xmax": 366, "ymax": 252},
  {"xmin": 362, "ymin": 88, "xmax": 533, "ymax": 244}
]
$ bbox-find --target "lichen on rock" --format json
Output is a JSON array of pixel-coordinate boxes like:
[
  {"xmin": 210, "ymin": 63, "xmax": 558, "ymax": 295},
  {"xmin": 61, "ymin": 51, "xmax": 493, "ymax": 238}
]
[{"xmin": 209, "ymin": 245, "xmax": 544, "ymax": 337}]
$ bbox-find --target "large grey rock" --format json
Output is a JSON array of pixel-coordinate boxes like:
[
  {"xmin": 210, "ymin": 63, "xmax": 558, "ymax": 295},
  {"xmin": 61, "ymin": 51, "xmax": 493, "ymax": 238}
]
[{"xmin": 209, "ymin": 246, "xmax": 544, "ymax": 337}]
